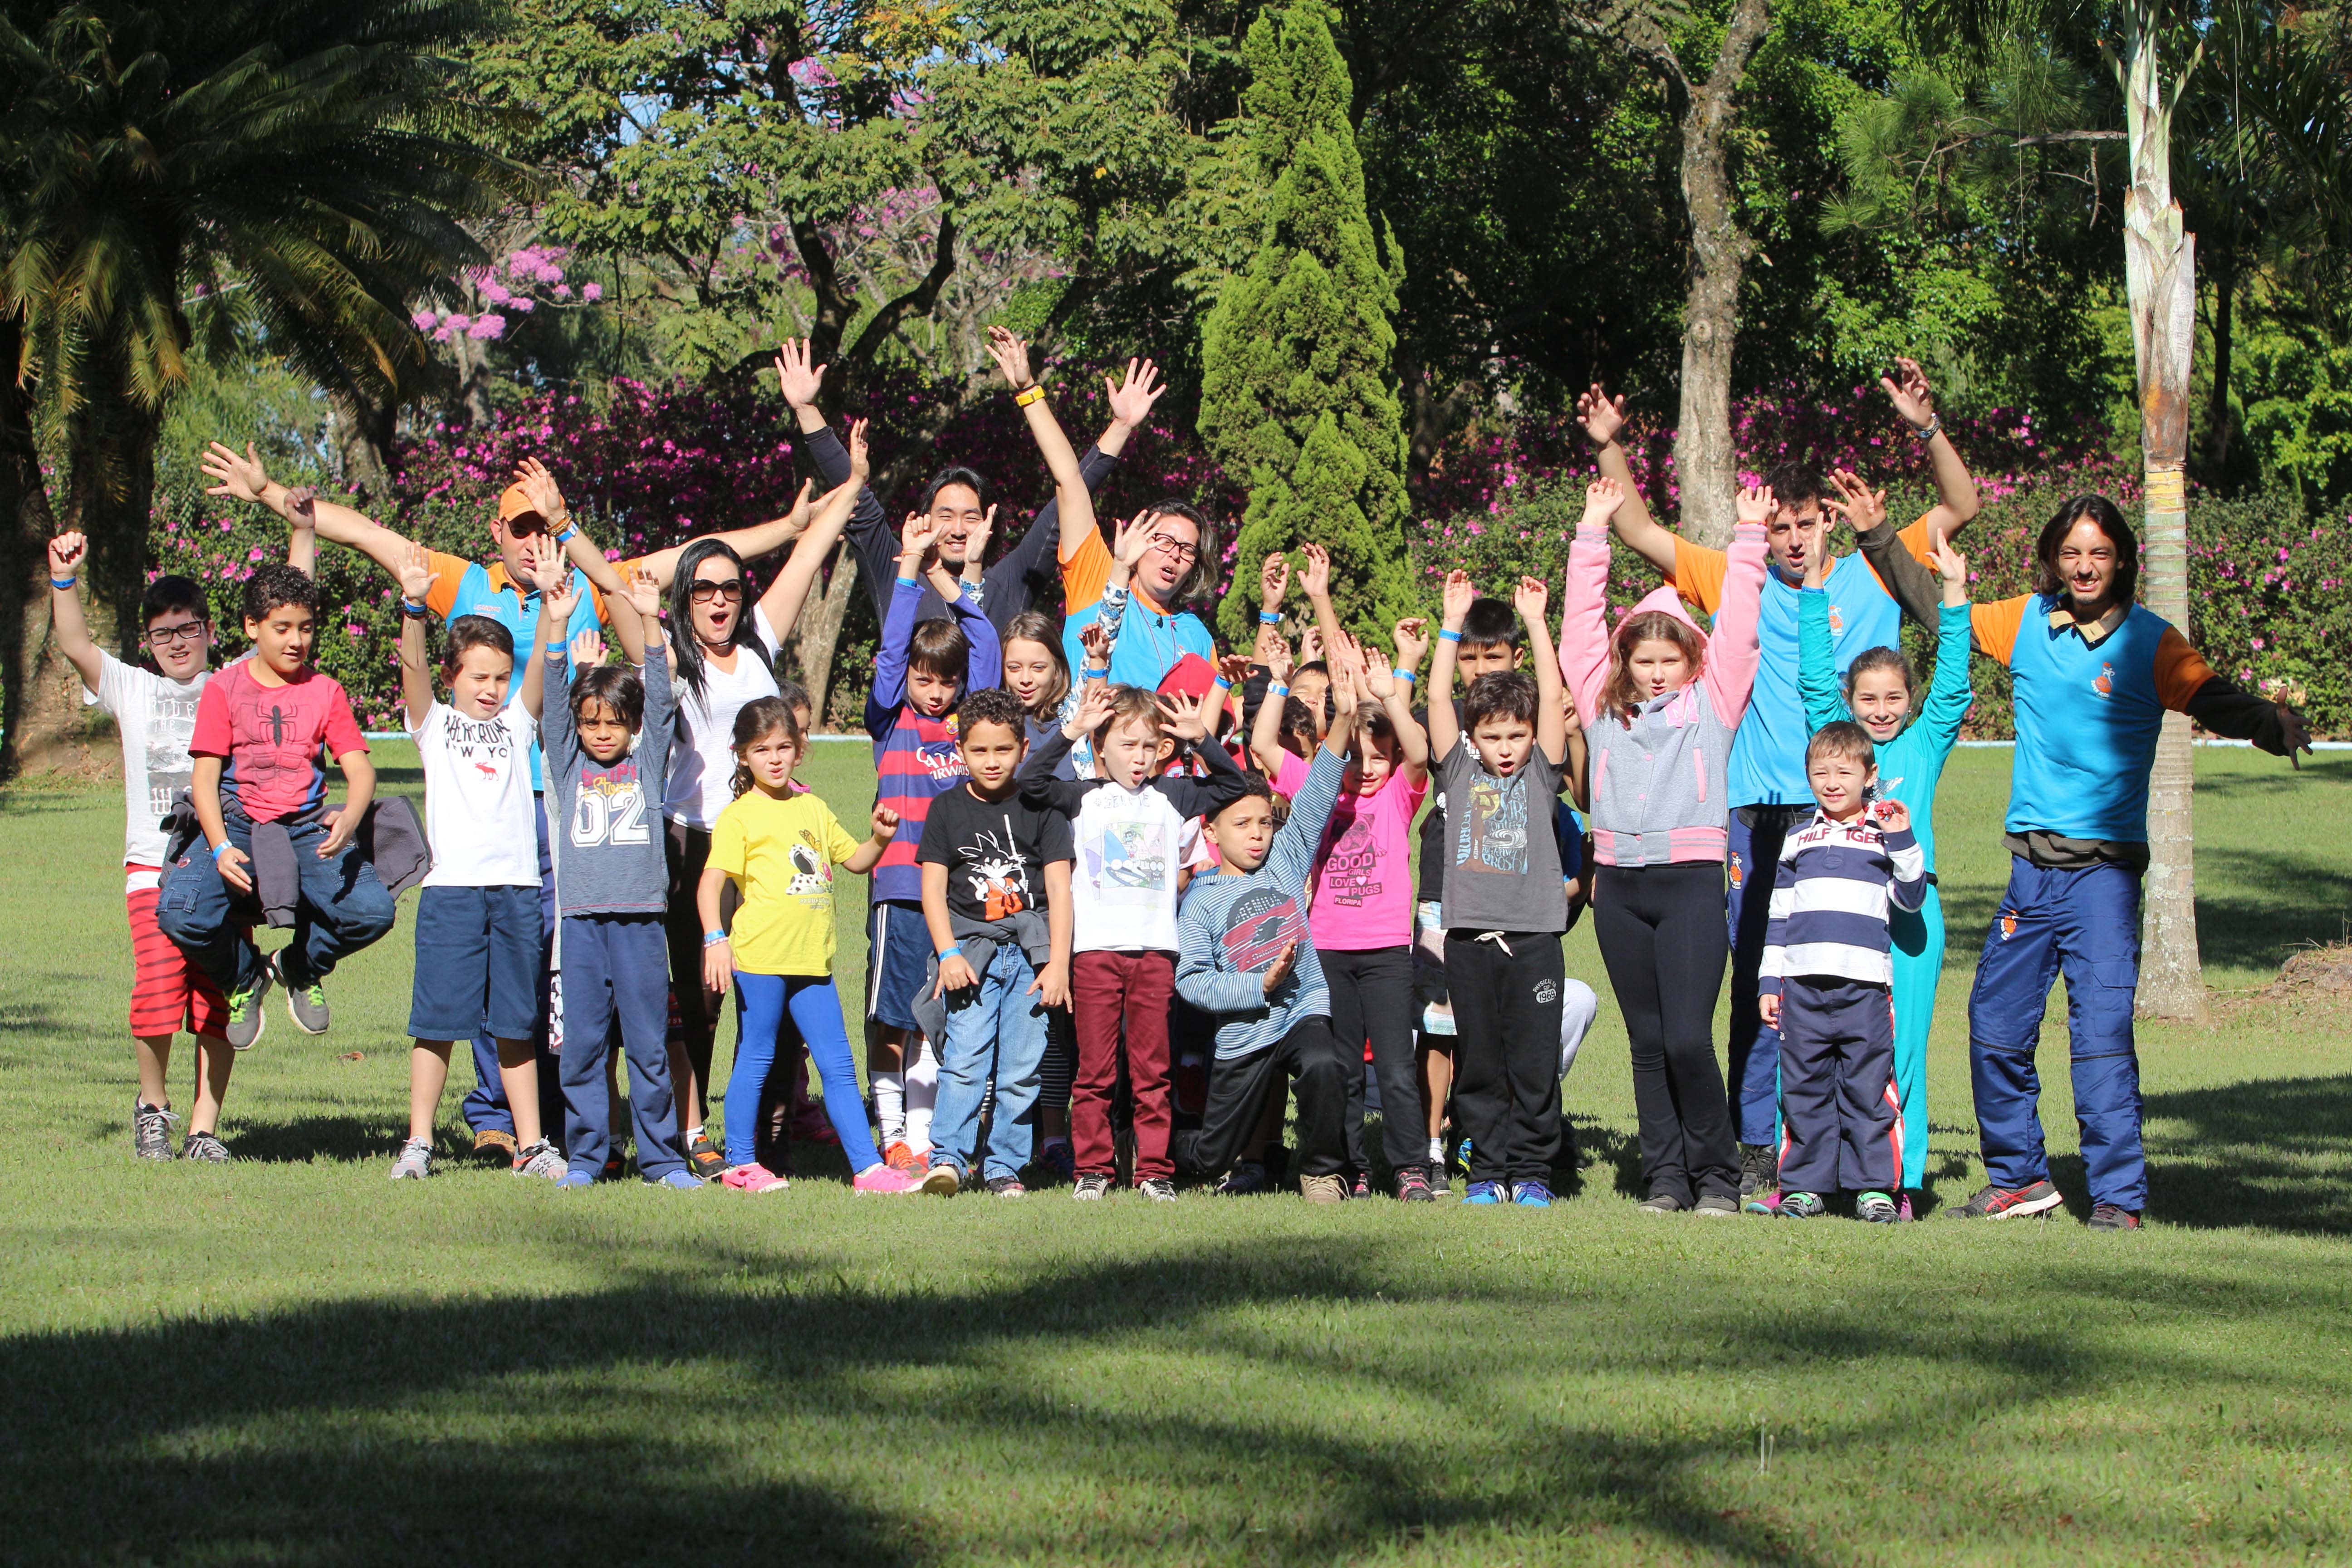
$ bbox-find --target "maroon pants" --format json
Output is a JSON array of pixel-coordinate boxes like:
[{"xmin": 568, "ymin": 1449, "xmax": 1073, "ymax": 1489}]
[{"xmin": 1071, "ymin": 949, "xmax": 1175, "ymax": 1181}]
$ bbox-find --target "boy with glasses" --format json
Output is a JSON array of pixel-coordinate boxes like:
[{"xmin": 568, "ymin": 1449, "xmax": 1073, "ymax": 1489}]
[{"xmin": 49, "ymin": 513, "xmax": 314, "ymax": 1162}]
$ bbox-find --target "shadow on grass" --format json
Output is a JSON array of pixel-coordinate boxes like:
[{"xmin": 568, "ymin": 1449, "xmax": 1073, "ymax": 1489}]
[
  {"xmin": 0, "ymin": 1233, "xmax": 2147, "ymax": 1568},
  {"xmin": 2144, "ymin": 1073, "xmax": 2352, "ymax": 1236}
]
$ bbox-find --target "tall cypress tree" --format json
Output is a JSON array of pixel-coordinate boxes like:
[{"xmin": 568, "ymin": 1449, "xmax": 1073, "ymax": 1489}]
[{"xmin": 1199, "ymin": 0, "xmax": 1411, "ymax": 645}]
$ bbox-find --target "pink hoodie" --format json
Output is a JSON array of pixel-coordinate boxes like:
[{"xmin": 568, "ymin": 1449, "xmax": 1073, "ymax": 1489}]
[{"xmin": 1560, "ymin": 522, "xmax": 1768, "ymax": 866}]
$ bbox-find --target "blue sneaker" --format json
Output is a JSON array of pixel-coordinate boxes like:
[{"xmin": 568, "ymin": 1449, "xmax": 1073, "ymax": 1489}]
[
  {"xmin": 554, "ymin": 1170, "xmax": 596, "ymax": 1189},
  {"xmin": 643, "ymin": 1169, "xmax": 702, "ymax": 1190},
  {"xmin": 1512, "ymin": 1179, "xmax": 1553, "ymax": 1208},
  {"xmin": 1463, "ymin": 1179, "xmax": 1507, "ymax": 1205},
  {"xmin": 1039, "ymin": 1140, "xmax": 1077, "ymax": 1186}
]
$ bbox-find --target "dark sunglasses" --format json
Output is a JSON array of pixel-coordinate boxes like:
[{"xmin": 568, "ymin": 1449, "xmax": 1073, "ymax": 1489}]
[{"xmin": 689, "ymin": 579, "xmax": 747, "ymax": 604}]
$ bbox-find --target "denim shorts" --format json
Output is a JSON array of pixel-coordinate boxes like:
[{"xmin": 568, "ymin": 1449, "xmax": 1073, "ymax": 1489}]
[
  {"xmin": 864, "ymin": 899, "xmax": 930, "ymax": 1031},
  {"xmin": 409, "ymin": 884, "xmax": 543, "ymax": 1041}
]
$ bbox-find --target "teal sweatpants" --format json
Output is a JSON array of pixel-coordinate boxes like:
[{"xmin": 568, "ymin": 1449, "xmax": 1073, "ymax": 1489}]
[{"xmin": 1887, "ymin": 882, "xmax": 1943, "ymax": 1191}]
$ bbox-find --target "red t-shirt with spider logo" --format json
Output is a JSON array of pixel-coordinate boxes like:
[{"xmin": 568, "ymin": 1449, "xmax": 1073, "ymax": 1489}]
[{"xmin": 188, "ymin": 662, "xmax": 367, "ymax": 824}]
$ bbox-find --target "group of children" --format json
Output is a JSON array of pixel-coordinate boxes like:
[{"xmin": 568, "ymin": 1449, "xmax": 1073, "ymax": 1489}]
[{"xmin": 74, "ymin": 346, "xmax": 2312, "ymax": 1228}]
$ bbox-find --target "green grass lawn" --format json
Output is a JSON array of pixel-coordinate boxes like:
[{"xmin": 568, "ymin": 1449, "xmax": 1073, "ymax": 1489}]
[{"xmin": 5, "ymin": 745, "xmax": 2351, "ymax": 1565}]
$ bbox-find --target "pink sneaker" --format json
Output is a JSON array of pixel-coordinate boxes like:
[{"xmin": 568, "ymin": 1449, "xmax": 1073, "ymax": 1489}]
[
  {"xmin": 721, "ymin": 1164, "xmax": 790, "ymax": 1195},
  {"xmin": 852, "ymin": 1164, "xmax": 921, "ymax": 1195}
]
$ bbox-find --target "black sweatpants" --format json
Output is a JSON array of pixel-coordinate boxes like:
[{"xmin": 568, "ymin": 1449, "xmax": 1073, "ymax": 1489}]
[
  {"xmin": 1593, "ymin": 862, "xmax": 1737, "ymax": 1205},
  {"xmin": 1444, "ymin": 931, "xmax": 1565, "ymax": 1186},
  {"xmin": 1324, "ymin": 946, "xmax": 1426, "ymax": 1176},
  {"xmin": 1172, "ymin": 1017, "xmax": 1349, "ymax": 1181},
  {"xmin": 1776, "ymin": 977, "xmax": 1898, "ymax": 1196}
]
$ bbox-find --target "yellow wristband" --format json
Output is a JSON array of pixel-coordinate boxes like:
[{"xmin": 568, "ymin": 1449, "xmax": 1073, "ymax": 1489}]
[{"xmin": 1013, "ymin": 384, "xmax": 1045, "ymax": 408}]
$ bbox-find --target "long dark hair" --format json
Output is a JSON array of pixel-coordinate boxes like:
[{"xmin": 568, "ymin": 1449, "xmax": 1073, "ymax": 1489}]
[
  {"xmin": 2034, "ymin": 494, "xmax": 2139, "ymax": 606},
  {"xmin": 729, "ymin": 696, "xmax": 804, "ymax": 799},
  {"xmin": 669, "ymin": 539, "xmax": 774, "ymax": 704}
]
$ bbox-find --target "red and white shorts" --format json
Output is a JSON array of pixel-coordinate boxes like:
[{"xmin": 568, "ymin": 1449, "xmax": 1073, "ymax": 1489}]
[{"xmin": 127, "ymin": 872, "xmax": 229, "ymax": 1039}]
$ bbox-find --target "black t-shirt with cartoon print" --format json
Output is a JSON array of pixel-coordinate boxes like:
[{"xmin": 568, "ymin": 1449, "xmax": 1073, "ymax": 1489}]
[{"xmin": 916, "ymin": 783, "xmax": 1076, "ymax": 923}]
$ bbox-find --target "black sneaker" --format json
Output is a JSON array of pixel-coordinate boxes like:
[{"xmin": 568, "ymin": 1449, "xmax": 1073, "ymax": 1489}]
[
  {"xmin": 985, "ymin": 1175, "xmax": 1027, "ymax": 1198},
  {"xmin": 1136, "ymin": 1176, "xmax": 1178, "ymax": 1202},
  {"xmin": 1215, "ymin": 1161, "xmax": 1270, "ymax": 1196},
  {"xmin": 2086, "ymin": 1203, "xmax": 2143, "ymax": 1231},
  {"xmin": 1949, "ymin": 1179, "xmax": 2065, "ymax": 1220},
  {"xmin": 272, "ymin": 953, "xmax": 328, "ymax": 1035},
  {"xmin": 181, "ymin": 1131, "xmax": 232, "ymax": 1162},
  {"xmin": 1351, "ymin": 1171, "xmax": 1371, "ymax": 1200},
  {"xmin": 134, "ymin": 1101, "xmax": 179, "ymax": 1161},
  {"xmin": 1738, "ymin": 1142, "xmax": 1775, "ymax": 1196},
  {"xmin": 1395, "ymin": 1166, "xmax": 1436, "ymax": 1203},
  {"xmin": 1073, "ymin": 1173, "xmax": 1112, "ymax": 1201}
]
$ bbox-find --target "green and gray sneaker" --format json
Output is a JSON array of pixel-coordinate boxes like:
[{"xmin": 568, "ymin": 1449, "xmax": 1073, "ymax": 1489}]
[
  {"xmin": 1779, "ymin": 1191, "xmax": 1828, "ymax": 1219},
  {"xmin": 134, "ymin": 1101, "xmax": 180, "ymax": 1161},
  {"xmin": 1855, "ymin": 1190, "xmax": 1901, "ymax": 1223},
  {"xmin": 222, "ymin": 969, "xmax": 272, "ymax": 1051},
  {"xmin": 273, "ymin": 954, "xmax": 329, "ymax": 1035},
  {"xmin": 181, "ymin": 1131, "xmax": 232, "ymax": 1162}
]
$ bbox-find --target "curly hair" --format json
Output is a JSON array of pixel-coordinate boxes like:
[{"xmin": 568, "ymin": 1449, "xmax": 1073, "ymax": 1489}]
[
  {"xmin": 957, "ymin": 686, "xmax": 1028, "ymax": 743},
  {"xmin": 241, "ymin": 563, "xmax": 318, "ymax": 624}
]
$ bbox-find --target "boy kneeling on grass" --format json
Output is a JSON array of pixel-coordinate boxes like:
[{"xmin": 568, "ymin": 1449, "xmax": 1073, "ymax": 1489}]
[
  {"xmin": 160, "ymin": 564, "xmax": 394, "ymax": 1054},
  {"xmin": 1171, "ymin": 642, "xmax": 1367, "ymax": 1203},
  {"xmin": 1758, "ymin": 721, "xmax": 1927, "ymax": 1223},
  {"xmin": 914, "ymin": 687, "xmax": 1075, "ymax": 1197}
]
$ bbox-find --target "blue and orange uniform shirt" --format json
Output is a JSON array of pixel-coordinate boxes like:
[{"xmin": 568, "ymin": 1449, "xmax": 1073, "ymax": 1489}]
[
  {"xmin": 1970, "ymin": 594, "xmax": 2218, "ymax": 843},
  {"xmin": 423, "ymin": 550, "xmax": 622, "ymax": 791}
]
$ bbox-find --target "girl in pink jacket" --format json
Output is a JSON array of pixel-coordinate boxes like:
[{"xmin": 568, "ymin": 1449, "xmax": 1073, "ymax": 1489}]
[{"xmin": 1560, "ymin": 478, "xmax": 1769, "ymax": 1215}]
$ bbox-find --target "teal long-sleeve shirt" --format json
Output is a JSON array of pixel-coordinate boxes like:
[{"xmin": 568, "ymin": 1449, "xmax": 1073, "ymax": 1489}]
[{"xmin": 1798, "ymin": 592, "xmax": 1974, "ymax": 875}]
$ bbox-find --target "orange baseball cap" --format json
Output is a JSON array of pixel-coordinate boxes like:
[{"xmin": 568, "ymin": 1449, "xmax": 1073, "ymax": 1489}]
[{"xmin": 497, "ymin": 484, "xmax": 541, "ymax": 525}]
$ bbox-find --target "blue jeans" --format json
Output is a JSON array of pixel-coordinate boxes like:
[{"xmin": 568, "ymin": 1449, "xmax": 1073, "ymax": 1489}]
[
  {"xmin": 465, "ymin": 797, "xmax": 558, "ymax": 1136},
  {"xmin": 930, "ymin": 943, "xmax": 1052, "ymax": 1183},
  {"xmin": 158, "ymin": 808, "xmax": 395, "ymax": 995},
  {"xmin": 1967, "ymin": 857, "xmax": 2147, "ymax": 1210},
  {"xmin": 558, "ymin": 914, "xmax": 688, "ymax": 1180},
  {"xmin": 730, "ymin": 973, "xmax": 880, "ymax": 1173}
]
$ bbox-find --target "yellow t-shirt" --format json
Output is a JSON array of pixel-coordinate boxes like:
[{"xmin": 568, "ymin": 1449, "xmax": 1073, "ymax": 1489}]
[{"xmin": 706, "ymin": 789, "xmax": 865, "ymax": 976}]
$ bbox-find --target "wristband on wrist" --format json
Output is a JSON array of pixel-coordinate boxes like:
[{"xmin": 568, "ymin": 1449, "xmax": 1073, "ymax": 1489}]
[
  {"xmin": 49, "ymin": 576, "xmax": 76, "ymax": 590},
  {"xmin": 894, "ymin": 575, "xmax": 918, "ymax": 588},
  {"xmin": 1392, "ymin": 669, "xmax": 1416, "ymax": 684},
  {"xmin": 1258, "ymin": 610, "xmax": 1281, "ymax": 625},
  {"xmin": 1910, "ymin": 415, "xmax": 1942, "ymax": 442},
  {"xmin": 211, "ymin": 840, "xmax": 232, "ymax": 861},
  {"xmin": 1080, "ymin": 666, "xmax": 1108, "ymax": 680},
  {"xmin": 554, "ymin": 525, "xmax": 576, "ymax": 545},
  {"xmin": 1268, "ymin": 682, "xmax": 1289, "ymax": 697},
  {"xmin": 1438, "ymin": 628, "xmax": 1463, "ymax": 643},
  {"xmin": 937, "ymin": 944, "xmax": 961, "ymax": 961},
  {"xmin": 400, "ymin": 598, "xmax": 428, "ymax": 617},
  {"xmin": 702, "ymin": 930, "xmax": 727, "ymax": 947},
  {"xmin": 1013, "ymin": 384, "xmax": 1046, "ymax": 408}
]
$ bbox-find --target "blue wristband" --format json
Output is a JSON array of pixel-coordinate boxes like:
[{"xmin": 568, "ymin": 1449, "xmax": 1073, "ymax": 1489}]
[
  {"xmin": 1268, "ymin": 682, "xmax": 1289, "ymax": 697},
  {"xmin": 1392, "ymin": 669, "xmax": 1416, "ymax": 684},
  {"xmin": 50, "ymin": 576, "xmax": 76, "ymax": 591},
  {"xmin": 400, "ymin": 598, "xmax": 428, "ymax": 617},
  {"xmin": 554, "ymin": 526, "xmax": 577, "ymax": 545},
  {"xmin": 1080, "ymin": 667, "xmax": 1109, "ymax": 680},
  {"xmin": 937, "ymin": 944, "xmax": 961, "ymax": 961},
  {"xmin": 894, "ymin": 575, "xmax": 918, "ymax": 589},
  {"xmin": 703, "ymin": 929, "xmax": 727, "ymax": 947},
  {"xmin": 1259, "ymin": 611, "xmax": 1281, "ymax": 624},
  {"xmin": 1438, "ymin": 628, "xmax": 1463, "ymax": 643},
  {"xmin": 211, "ymin": 840, "xmax": 232, "ymax": 861}
]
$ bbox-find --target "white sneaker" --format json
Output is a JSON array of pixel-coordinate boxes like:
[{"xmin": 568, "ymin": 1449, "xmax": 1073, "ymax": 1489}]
[
  {"xmin": 390, "ymin": 1137, "xmax": 433, "ymax": 1180},
  {"xmin": 512, "ymin": 1139, "xmax": 565, "ymax": 1180}
]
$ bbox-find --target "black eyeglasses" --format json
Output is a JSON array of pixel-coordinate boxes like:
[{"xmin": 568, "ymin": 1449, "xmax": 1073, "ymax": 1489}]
[
  {"xmin": 689, "ymin": 579, "xmax": 746, "ymax": 604},
  {"xmin": 145, "ymin": 622, "xmax": 207, "ymax": 647}
]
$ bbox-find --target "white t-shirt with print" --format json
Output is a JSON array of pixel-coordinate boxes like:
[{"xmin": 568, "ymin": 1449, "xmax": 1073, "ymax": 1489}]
[
  {"xmin": 413, "ymin": 695, "xmax": 541, "ymax": 887},
  {"xmin": 85, "ymin": 653, "xmax": 209, "ymax": 890},
  {"xmin": 1070, "ymin": 783, "xmax": 1203, "ymax": 954},
  {"xmin": 664, "ymin": 604, "xmax": 781, "ymax": 830}
]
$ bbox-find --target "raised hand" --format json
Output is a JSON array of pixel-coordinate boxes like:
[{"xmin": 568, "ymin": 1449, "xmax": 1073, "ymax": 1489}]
[
  {"xmin": 774, "ymin": 338, "xmax": 827, "ymax": 410},
  {"xmin": 1259, "ymin": 551, "xmax": 1291, "ymax": 612},
  {"xmin": 200, "ymin": 441, "xmax": 270, "ymax": 504},
  {"xmin": 1881, "ymin": 356, "xmax": 1937, "ymax": 431},
  {"xmin": 1735, "ymin": 485, "xmax": 1776, "ymax": 527},
  {"xmin": 513, "ymin": 457, "xmax": 568, "ymax": 528},
  {"xmin": 1576, "ymin": 384, "xmax": 1628, "ymax": 447},
  {"xmin": 1798, "ymin": 507, "xmax": 1831, "ymax": 588},
  {"xmin": 1928, "ymin": 524, "xmax": 1968, "ymax": 605},
  {"xmin": 1580, "ymin": 475, "xmax": 1624, "ymax": 529},
  {"xmin": 1356, "ymin": 633, "xmax": 1396, "ymax": 703},
  {"xmin": 1104, "ymin": 358, "xmax": 1166, "ymax": 428},
  {"xmin": 1299, "ymin": 541, "xmax": 1333, "ymax": 601},
  {"xmin": 1391, "ymin": 616, "xmax": 1430, "ymax": 676},
  {"xmin": 1869, "ymin": 798, "xmax": 1911, "ymax": 836},
  {"xmin": 871, "ymin": 803, "xmax": 901, "ymax": 842},
  {"xmin": 845, "ymin": 417, "xmax": 871, "ymax": 481},
  {"xmin": 984, "ymin": 323, "xmax": 1035, "ymax": 390},
  {"xmin": 1327, "ymin": 636, "xmax": 1365, "ymax": 719},
  {"xmin": 1078, "ymin": 621, "xmax": 1112, "ymax": 671},
  {"xmin": 1826, "ymin": 469, "xmax": 1887, "ymax": 536},
  {"xmin": 1298, "ymin": 625, "xmax": 1324, "ymax": 666},
  {"xmin": 1513, "ymin": 574, "xmax": 1550, "ymax": 623},
  {"xmin": 394, "ymin": 539, "xmax": 439, "ymax": 606},
  {"xmin": 1155, "ymin": 688, "xmax": 1211, "ymax": 742},
  {"xmin": 538, "ymin": 548, "xmax": 581, "ymax": 626},
  {"xmin": 900, "ymin": 510, "xmax": 945, "ymax": 564},
  {"xmin": 47, "ymin": 531, "xmax": 87, "ymax": 577},
  {"xmin": 964, "ymin": 505, "xmax": 996, "ymax": 567},
  {"xmin": 625, "ymin": 564, "xmax": 663, "ymax": 622},
  {"xmin": 568, "ymin": 628, "xmax": 608, "ymax": 669},
  {"xmin": 1441, "ymin": 568, "xmax": 1475, "ymax": 629},
  {"xmin": 1263, "ymin": 632, "xmax": 1295, "ymax": 686},
  {"xmin": 1110, "ymin": 510, "xmax": 1158, "ymax": 575},
  {"xmin": 1216, "ymin": 652, "xmax": 1253, "ymax": 690},
  {"xmin": 1064, "ymin": 680, "xmax": 1115, "ymax": 740}
]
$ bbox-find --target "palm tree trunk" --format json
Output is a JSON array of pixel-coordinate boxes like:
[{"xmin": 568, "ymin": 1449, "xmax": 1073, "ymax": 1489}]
[
  {"xmin": 2121, "ymin": 2, "xmax": 2208, "ymax": 1023},
  {"xmin": 2202, "ymin": 256, "xmax": 2236, "ymax": 476},
  {"xmin": 0, "ymin": 314, "xmax": 67, "ymax": 779},
  {"xmin": 1670, "ymin": 0, "xmax": 1770, "ymax": 549}
]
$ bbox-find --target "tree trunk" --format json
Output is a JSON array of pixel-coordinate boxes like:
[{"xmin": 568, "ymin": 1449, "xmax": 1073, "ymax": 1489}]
[
  {"xmin": 2201, "ymin": 256, "xmax": 2236, "ymax": 478},
  {"xmin": 788, "ymin": 545, "xmax": 859, "ymax": 731},
  {"xmin": 2122, "ymin": 4, "xmax": 2208, "ymax": 1023},
  {"xmin": 0, "ymin": 314, "xmax": 67, "ymax": 779},
  {"xmin": 1670, "ymin": 0, "xmax": 1769, "ymax": 548},
  {"xmin": 330, "ymin": 387, "xmax": 398, "ymax": 502}
]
